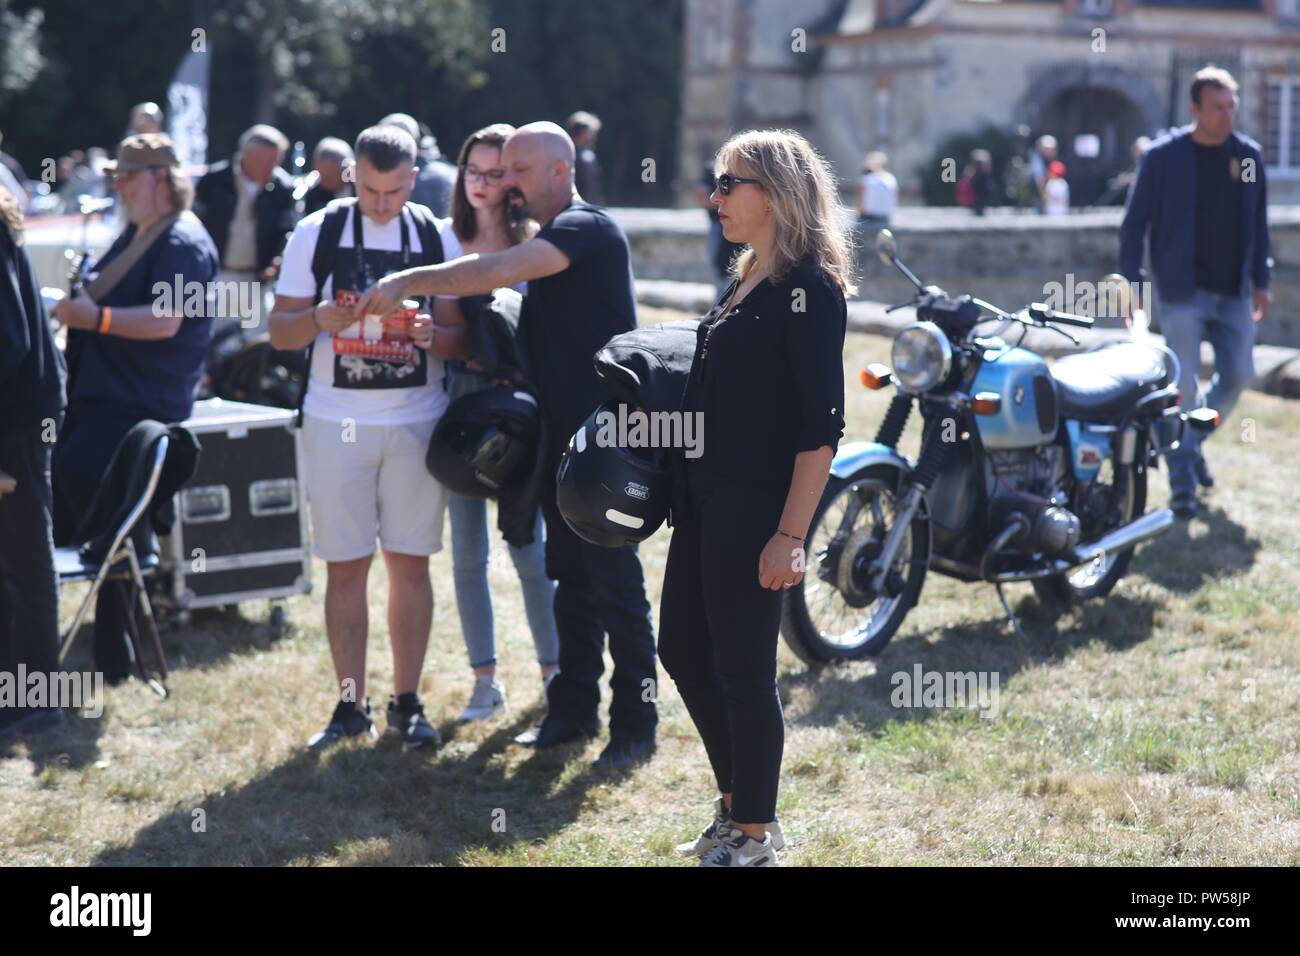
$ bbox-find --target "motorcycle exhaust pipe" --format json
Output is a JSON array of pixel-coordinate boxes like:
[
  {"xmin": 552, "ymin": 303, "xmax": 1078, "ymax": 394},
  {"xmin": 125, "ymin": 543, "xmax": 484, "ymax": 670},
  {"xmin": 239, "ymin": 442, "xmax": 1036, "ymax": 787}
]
[{"xmin": 1067, "ymin": 508, "xmax": 1174, "ymax": 568}]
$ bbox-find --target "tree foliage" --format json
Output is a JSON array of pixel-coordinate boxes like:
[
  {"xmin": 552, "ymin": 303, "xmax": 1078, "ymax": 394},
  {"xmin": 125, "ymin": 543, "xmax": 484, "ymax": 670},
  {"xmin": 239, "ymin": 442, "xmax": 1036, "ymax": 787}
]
[{"xmin": 0, "ymin": 0, "xmax": 683, "ymax": 204}]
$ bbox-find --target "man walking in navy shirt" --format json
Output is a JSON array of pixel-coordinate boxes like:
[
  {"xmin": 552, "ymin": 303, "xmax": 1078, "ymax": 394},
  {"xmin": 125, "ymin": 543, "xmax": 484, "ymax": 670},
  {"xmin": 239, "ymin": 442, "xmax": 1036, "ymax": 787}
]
[{"xmin": 1120, "ymin": 65, "xmax": 1271, "ymax": 519}]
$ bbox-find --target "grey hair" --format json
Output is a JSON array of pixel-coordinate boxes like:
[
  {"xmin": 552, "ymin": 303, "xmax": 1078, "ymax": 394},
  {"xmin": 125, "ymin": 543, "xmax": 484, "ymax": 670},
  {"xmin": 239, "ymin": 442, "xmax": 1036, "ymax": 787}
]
[
  {"xmin": 238, "ymin": 123, "xmax": 289, "ymax": 154},
  {"xmin": 313, "ymin": 137, "xmax": 354, "ymax": 164}
]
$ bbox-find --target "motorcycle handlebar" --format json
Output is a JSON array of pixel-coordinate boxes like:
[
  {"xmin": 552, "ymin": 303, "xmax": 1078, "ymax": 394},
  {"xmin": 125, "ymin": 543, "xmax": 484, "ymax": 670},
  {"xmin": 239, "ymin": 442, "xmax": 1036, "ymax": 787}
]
[{"xmin": 1026, "ymin": 302, "xmax": 1094, "ymax": 329}]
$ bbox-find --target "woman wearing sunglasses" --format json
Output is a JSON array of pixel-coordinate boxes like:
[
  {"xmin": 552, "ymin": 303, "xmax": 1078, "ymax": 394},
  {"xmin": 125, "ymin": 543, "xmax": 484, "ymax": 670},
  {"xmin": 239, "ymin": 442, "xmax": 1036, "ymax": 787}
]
[
  {"xmin": 659, "ymin": 129, "xmax": 853, "ymax": 866},
  {"xmin": 442, "ymin": 124, "xmax": 561, "ymax": 722}
]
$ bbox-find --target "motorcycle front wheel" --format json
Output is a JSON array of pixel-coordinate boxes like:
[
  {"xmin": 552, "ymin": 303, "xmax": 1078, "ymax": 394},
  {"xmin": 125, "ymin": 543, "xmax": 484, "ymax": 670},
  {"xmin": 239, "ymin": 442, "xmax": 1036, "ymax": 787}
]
[{"xmin": 780, "ymin": 465, "xmax": 929, "ymax": 665}]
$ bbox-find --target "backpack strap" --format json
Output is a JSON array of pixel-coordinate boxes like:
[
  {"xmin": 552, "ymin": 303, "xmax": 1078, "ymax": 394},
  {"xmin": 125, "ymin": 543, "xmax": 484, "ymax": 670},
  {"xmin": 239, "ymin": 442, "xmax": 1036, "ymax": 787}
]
[
  {"xmin": 404, "ymin": 201, "xmax": 445, "ymax": 266},
  {"xmin": 294, "ymin": 199, "xmax": 353, "ymax": 427}
]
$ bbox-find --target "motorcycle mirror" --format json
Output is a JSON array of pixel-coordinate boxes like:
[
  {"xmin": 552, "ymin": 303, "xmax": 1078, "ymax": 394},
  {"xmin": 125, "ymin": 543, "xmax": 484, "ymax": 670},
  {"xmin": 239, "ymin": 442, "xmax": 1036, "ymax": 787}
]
[
  {"xmin": 874, "ymin": 229, "xmax": 898, "ymax": 265},
  {"xmin": 1098, "ymin": 273, "xmax": 1131, "ymax": 316}
]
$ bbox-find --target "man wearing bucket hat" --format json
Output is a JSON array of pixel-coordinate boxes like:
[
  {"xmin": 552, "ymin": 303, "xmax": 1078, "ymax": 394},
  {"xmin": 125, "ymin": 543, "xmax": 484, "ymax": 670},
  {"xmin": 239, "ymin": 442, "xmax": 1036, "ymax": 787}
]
[{"xmin": 50, "ymin": 132, "xmax": 219, "ymax": 681}]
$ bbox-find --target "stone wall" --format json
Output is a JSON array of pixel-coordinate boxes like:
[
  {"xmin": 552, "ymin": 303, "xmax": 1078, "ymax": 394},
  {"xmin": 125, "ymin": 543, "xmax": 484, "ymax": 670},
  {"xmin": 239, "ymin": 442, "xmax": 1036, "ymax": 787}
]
[{"xmin": 615, "ymin": 205, "xmax": 1300, "ymax": 347}]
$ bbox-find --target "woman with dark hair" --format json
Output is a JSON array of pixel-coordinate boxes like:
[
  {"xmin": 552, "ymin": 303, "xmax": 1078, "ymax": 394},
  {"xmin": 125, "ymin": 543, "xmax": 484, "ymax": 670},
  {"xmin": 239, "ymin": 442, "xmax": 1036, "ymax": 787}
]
[
  {"xmin": 660, "ymin": 129, "xmax": 852, "ymax": 866},
  {"xmin": 443, "ymin": 124, "xmax": 560, "ymax": 722}
]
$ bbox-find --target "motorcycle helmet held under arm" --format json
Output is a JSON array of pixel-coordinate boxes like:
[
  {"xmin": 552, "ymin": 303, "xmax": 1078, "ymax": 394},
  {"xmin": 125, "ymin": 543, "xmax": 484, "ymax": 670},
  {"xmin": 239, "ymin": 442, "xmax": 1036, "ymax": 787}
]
[
  {"xmin": 555, "ymin": 400, "xmax": 670, "ymax": 547},
  {"xmin": 426, "ymin": 384, "xmax": 540, "ymax": 499}
]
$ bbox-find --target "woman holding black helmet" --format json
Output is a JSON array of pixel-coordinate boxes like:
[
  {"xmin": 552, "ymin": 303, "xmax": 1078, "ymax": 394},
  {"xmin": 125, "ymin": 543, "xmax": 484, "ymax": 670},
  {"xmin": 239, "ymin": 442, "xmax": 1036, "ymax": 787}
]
[
  {"xmin": 658, "ymin": 129, "xmax": 852, "ymax": 867},
  {"xmin": 431, "ymin": 123, "xmax": 560, "ymax": 724}
]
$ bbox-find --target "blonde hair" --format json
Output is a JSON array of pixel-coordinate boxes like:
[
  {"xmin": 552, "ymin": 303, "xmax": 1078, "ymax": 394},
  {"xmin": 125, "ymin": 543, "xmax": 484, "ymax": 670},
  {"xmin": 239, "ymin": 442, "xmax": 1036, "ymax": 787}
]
[{"xmin": 716, "ymin": 128, "xmax": 857, "ymax": 296}]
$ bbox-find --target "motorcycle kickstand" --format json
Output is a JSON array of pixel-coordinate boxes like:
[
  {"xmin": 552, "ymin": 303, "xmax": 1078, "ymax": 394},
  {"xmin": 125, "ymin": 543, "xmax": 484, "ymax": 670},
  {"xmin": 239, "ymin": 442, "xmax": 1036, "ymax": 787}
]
[{"xmin": 995, "ymin": 584, "xmax": 1026, "ymax": 639}]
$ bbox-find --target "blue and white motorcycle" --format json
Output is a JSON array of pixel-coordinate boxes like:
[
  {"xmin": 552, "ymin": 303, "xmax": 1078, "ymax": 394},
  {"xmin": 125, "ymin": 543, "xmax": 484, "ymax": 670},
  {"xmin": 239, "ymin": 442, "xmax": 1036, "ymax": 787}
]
[{"xmin": 781, "ymin": 230, "xmax": 1218, "ymax": 664}]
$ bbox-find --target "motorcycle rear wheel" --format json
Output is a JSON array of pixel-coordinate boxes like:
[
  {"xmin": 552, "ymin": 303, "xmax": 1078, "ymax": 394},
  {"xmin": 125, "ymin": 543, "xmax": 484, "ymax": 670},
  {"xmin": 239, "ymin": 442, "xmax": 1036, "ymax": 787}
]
[{"xmin": 780, "ymin": 465, "xmax": 929, "ymax": 665}]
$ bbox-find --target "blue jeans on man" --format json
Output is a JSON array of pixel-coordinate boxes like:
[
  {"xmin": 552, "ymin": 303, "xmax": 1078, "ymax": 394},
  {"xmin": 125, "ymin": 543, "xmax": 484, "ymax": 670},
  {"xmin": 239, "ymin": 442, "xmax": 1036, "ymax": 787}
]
[{"xmin": 1157, "ymin": 289, "xmax": 1255, "ymax": 497}]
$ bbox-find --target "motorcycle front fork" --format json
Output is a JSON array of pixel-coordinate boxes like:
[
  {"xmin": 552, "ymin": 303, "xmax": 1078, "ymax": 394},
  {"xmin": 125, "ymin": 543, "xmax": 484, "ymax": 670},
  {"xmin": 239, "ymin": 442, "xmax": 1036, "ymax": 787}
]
[
  {"xmin": 865, "ymin": 413, "xmax": 954, "ymax": 594},
  {"xmin": 868, "ymin": 482, "xmax": 927, "ymax": 595}
]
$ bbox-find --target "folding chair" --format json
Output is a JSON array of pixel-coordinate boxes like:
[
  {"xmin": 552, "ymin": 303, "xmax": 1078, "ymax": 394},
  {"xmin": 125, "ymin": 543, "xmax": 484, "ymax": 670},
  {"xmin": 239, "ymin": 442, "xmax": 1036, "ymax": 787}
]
[{"xmin": 56, "ymin": 434, "xmax": 172, "ymax": 697}]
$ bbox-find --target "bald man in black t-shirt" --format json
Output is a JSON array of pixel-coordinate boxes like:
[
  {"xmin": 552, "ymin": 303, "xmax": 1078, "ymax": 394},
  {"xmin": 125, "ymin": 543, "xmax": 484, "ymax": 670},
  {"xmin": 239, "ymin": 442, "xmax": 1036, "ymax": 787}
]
[{"xmin": 355, "ymin": 122, "xmax": 658, "ymax": 770}]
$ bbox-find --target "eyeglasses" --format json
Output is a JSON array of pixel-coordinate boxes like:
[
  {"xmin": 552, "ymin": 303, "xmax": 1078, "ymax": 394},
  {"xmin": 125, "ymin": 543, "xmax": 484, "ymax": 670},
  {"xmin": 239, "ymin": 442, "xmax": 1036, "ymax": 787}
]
[
  {"xmin": 462, "ymin": 164, "xmax": 505, "ymax": 184},
  {"xmin": 109, "ymin": 165, "xmax": 164, "ymax": 183},
  {"xmin": 713, "ymin": 172, "xmax": 762, "ymax": 196}
]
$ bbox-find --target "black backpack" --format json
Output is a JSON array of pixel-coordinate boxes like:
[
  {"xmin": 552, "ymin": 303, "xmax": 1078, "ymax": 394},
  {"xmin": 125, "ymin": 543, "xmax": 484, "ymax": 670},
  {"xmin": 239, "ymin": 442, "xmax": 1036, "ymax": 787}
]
[{"xmin": 294, "ymin": 198, "xmax": 446, "ymax": 425}]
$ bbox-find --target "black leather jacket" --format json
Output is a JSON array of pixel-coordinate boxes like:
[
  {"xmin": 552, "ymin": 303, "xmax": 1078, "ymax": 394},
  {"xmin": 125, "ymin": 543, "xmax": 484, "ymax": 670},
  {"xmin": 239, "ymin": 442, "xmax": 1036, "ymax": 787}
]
[{"xmin": 194, "ymin": 159, "xmax": 295, "ymax": 272}]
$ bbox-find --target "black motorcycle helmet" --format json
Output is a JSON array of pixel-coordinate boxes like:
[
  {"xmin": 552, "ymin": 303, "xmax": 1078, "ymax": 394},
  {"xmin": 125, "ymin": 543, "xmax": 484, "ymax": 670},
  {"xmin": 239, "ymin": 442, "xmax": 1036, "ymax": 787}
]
[
  {"xmin": 555, "ymin": 401, "xmax": 670, "ymax": 547},
  {"xmin": 426, "ymin": 385, "xmax": 540, "ymax": 498}
]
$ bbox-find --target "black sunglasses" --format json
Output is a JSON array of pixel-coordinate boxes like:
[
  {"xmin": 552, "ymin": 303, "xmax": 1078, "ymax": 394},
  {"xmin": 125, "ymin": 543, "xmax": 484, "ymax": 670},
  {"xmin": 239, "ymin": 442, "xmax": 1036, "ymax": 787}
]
[{"xmin": 713, "ymin": 172, "xmax": 762, "ymax": 196}]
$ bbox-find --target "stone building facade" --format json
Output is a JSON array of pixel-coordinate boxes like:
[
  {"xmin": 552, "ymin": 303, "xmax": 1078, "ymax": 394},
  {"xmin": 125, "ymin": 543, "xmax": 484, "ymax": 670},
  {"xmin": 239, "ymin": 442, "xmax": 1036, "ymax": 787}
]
[{"xmin": 680, "ymin": 0, "xmax": 1300, "ymax": 203}]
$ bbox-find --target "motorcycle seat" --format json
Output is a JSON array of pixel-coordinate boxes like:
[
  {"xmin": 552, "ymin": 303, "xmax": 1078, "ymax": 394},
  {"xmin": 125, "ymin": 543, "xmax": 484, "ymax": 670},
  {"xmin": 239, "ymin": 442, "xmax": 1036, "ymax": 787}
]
[{"xmin": 1050, "ymin": 342, "xmax": 1171, "ymax": 422}]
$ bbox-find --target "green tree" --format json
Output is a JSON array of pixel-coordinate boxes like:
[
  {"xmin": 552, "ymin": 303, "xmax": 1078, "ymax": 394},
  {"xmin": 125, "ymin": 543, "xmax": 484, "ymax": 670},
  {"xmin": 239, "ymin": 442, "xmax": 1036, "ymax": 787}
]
[
  {"xmin": 918, "ymin": 124, "xmax": 1022, "ymax": 208},
  {"xmin": 0, "ymin": 0, "xmax": 683, "ymax": 206}
]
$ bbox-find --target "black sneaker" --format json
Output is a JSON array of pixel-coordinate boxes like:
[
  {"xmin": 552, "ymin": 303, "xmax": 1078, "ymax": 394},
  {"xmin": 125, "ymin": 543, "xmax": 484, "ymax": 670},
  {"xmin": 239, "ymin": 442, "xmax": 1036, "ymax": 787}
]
[
  {"xmin": 1194, "ymin": 453, "xmax": 1215, "ymax": 489},
  {"xmin": 1171, "ymin": 491, "xmax": 1199, "ymax": 520},
  {"xmin": 513, "ymin": 714, "xmax": 598, "ymax": 748},
  {"xmin": 306, "ymin": 699, "xmax": 378, "ymax": 750},
  {"xmin": 386, "ymin": 693, "xmax": 441, "ymax": 750},
  {"xmin": 593, "ymin": 735, "xmax": 656, "ymax": 771}
]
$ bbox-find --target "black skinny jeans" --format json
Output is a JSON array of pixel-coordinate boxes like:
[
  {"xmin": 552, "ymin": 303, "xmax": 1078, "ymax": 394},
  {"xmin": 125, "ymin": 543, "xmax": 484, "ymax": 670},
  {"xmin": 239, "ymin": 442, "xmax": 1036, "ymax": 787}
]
[
  {"xmin": 658, "ymin": 463, "xmax": 786, "ymax": 824},
  {"xmin": 0, "ymin": 424, "xmax": 61, "ymax": 717}
]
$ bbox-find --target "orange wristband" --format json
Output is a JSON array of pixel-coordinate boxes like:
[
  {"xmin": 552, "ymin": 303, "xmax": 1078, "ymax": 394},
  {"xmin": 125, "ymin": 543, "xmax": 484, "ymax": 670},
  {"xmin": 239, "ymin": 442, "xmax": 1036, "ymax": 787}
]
[{"xmin": 97, "ymin": 306, "xmax": 112, "ymax": 334}]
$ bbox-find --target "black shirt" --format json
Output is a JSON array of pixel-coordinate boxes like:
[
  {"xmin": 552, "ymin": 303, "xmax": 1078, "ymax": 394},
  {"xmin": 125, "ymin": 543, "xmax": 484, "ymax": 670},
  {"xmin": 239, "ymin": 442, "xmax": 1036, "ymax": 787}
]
[
  {"xmin": 0, "ymin": 221, "xmax": 66, "ymax": 426},
  {"xmin": 523, "ymin": 199, "xmax": 638, "ymax": 445},
  {"xmin": 303, "ymin": 182, "xmax": 353, "ymax": 217},
  {"xmin": 679, "ymin": 258, "xmax": 847, "ymax": 500},
  {"xmin": 68, "ymin": 214, "xmax": 219, "ymax": 422},
  {"xmin": 1193, "ymin": 139, "xmax": 1242, "ymax": 296}
]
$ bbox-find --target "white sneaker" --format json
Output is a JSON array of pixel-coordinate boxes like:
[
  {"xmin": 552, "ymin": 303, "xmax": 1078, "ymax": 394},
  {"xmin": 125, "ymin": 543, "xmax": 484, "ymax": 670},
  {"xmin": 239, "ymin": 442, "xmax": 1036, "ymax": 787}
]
[
  {"xmin": 675, "ymin": 798, "xmax": 786, "ymax": 856},
  {"xmin": 675, "ymin": 796, "xmax": 731, "ymax": 856},
  {"xmin": 457, "ymin": 675, "xmax": 506, "ymax": 722},
  {"xmin": 699, "ymin": 824, "xmax": 779, "ymax": 867}
]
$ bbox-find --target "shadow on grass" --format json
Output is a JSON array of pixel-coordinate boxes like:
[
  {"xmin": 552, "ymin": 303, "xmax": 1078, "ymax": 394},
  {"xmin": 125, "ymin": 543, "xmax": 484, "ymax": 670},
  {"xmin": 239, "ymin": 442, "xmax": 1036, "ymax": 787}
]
[
  {"xmin": 89, "ymin": 702, "xmax": 607, "ymax": 866},
  {"xmin": 155, "ymin": 602, "xmax": 293, "ymax": 673},
  {"xmin": 3, "ymin": 600, "xmax": 283, "ymax": 772},
  {"xmin": 0, "ymin": 708, "xmax": 107, "ymax": 772},
  {"xmin": 784, "ymin": 589, "xmax": 1160, "ymax": 734},
  {"xmin": 0, "ymin": 622, "xmax": 116, "ymax": 770},
  {"xmin": 1130, "ymin": 504, "xmax": 1260, "ymax": 594}
]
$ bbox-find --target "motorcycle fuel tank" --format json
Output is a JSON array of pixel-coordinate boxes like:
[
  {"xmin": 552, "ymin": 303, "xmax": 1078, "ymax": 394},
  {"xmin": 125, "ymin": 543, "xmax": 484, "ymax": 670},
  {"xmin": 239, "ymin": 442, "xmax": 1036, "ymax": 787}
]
[{"xmin": 972, "ymin": 344, "xmax": 1058, "ymax": 449}]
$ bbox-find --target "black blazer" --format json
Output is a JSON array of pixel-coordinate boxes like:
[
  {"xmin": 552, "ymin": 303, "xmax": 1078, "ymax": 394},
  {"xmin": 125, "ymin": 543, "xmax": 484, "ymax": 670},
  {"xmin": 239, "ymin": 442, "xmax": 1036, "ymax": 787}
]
[{"xmin": 194, "ymin": 159, "xmax": 295, "ymax": 271}]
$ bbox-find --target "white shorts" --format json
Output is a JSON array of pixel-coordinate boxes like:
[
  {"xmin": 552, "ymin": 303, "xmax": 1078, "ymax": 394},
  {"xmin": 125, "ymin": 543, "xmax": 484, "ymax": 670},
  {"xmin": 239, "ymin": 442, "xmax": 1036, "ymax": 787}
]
[{"xmin": 301, "ymin": 414, "xmax": 449, "ymax": 561}]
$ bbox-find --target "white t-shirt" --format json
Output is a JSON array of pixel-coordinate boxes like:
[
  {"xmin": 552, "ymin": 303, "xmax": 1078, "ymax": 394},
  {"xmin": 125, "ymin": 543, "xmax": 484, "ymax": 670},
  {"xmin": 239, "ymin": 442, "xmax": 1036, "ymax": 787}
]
[
  {"xmin": 860, "ymin": 170, "xmax": 898, "ymax": 218},
  {"xmin": 276, "ymin": 202, "xmax": 456, "ymax": 426},
  {"xmin": 1043, "ymin": 178, "xmax": 1070, "ymax": 216}
]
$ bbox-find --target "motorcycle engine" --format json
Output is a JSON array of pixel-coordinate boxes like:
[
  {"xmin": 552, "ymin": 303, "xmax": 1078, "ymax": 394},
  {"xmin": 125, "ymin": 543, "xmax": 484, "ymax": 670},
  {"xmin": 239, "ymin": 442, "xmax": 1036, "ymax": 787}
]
[{"xmin": 985, "ymin": 446, "xmax": 1081, "ymax": 556}]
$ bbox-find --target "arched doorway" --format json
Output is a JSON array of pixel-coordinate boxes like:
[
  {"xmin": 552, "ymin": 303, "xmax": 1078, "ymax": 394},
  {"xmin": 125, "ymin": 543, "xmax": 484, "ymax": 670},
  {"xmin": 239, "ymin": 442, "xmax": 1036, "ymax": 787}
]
[{"xmin": 1035, "ymin": 86, "xmax": 1149, "ymax": 206}]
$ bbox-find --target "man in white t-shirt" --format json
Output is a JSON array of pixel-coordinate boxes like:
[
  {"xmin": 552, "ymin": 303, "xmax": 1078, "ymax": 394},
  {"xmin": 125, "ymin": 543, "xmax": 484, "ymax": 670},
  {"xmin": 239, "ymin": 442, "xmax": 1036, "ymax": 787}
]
[
  {"xmin": 856, "ymin": 151, "xmax": 898, "ymax": 227},
  {"xmin": 269, "ymin": 125, "xmax": 466, "ymax": 750}
]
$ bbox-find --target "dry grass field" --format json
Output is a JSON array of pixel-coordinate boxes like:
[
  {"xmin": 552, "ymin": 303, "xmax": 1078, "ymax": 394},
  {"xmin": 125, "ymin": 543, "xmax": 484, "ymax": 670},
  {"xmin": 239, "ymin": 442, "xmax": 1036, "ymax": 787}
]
[{"xmin": 3, "ymin": 306, "xmax": 1298, "ymax": 866}]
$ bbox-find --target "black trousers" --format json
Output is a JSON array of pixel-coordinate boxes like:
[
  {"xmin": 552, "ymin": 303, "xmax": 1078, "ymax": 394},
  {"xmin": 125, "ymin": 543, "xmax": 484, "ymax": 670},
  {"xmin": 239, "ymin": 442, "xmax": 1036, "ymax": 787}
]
[
  {"xmin": 658, "ymin": 467, "xmax": 786, "ymax": 824},
  {"xmin": 51, "ymin": 398, "xmax": 151, "ymax": 678},
  {"xmin": 538, "ymin": 449, "xmax": 658, "ymax": 740},
  {"xmin": 0, "ymin": 423, "xmax": 61, "ymax": 721}
]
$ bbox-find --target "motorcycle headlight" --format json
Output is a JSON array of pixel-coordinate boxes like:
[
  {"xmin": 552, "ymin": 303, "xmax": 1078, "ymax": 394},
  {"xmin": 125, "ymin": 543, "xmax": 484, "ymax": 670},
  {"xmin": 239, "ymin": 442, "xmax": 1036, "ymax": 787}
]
[{"xmin": 891, "ymin": 321, "xmax": 952, "ymax": 393}]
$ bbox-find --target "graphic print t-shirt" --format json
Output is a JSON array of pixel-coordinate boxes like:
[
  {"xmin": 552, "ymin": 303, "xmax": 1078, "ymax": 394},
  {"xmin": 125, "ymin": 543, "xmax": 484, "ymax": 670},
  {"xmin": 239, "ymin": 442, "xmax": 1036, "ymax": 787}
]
[{"xmin": 276, "ymin": 202, "xmax": 454, "ymax": 425}]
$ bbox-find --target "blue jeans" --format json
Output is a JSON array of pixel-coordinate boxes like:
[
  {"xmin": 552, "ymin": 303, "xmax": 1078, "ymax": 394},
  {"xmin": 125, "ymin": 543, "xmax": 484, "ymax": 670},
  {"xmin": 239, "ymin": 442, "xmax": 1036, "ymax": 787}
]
[
  {"xmin": 1157, "ymin": 289, "xmax": 1255, "ymax": 495},
  {"xmin": 448, "ymin": 494, "xmax": 560, "ymax": 669}
]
